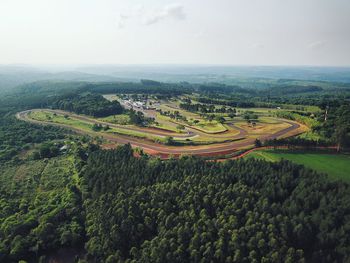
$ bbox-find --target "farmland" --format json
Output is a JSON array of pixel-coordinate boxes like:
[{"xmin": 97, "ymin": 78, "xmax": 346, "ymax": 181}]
[{"xmin": 246, "ymin": 149, "xmax": 350, "ymax": 182}]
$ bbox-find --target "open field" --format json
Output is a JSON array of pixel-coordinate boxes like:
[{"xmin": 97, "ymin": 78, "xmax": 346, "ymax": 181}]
[
  {"xmin": 28, "ymin": 110, "xmax": 93, "ymax": 131},
  {"xmin": 28, "ymin": 110, "xmax": 168, "ymax": 142},
  {"xmin": 159, "ymin": 114, "xmax": 228, "ymax": 134},
  {"xmin": 158, "ymin": 104, "xmax": 228, "ymax": 133},
  {"xmin": 98, "ymin": 114, "xmax": 130, "ymax": 125},
  {"xmin": 246, "ymin": 150, "xmax": 350, "ymax": 182}
]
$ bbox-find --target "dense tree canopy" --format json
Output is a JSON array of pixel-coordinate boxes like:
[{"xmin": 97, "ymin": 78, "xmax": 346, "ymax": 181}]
[
  {"xmin": 0, "ymin": 114, "xmax": 67, "ymax": 164},
  {"xmin": 52, "ymin": 93, "xmax": 123, "ymax": 117},
  {"xmin": 81, "ymin": 145, "xmax": 350, "ymax": 263}
]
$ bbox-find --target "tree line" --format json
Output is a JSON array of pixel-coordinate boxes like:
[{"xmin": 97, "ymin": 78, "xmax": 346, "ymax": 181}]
[{"xmin": 51, "ymin": 93, "xmax": 124, "ymax": 118}]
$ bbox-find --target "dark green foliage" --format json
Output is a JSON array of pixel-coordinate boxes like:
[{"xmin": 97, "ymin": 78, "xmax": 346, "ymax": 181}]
[
  {"xmin": 141, "ymin": 79, "xmax": 162, "ymax": 86},
  {"xmin": 215, "ymin": 115, "xmax": 226, "ymax": 124},
  {"xmin": 37, "ymin": 143, "xmax": 60, "ymax": 158},
  {"xmin": 0, "ymin": 115, "xmax": 67, "ymax": 164},
  {"xmin": 264, "ymin": 137, "xmax": 332, "ymax": 148},
  {"xmin": 129, "ymin": 110, "xmax": 145, "ymax": 126},
  {"xmin": 198, "ymin": 84, "xmax": 253, "ymax": 95},
  {"xmin": 255, "ymin": 138, "xmax": 262, "ymax": 147},
  {"xmin": 128, "ymin": 110, "xmax": 153, "ymax": 126},
  {"xmin": 164, "ymin": 136, "xmax": 175, "ymax": 145},
  {"xmin": 82, "ymin": 145, "xmax": 350, "ymax": 263},
  {"xmin": 319, "ymin": 104, "xmax": 350, "ymax": 149},
  {"xmin": 179, "ymin": 102, "xmax": 235, "ymax": 115},
  {"xmin": 84, "ymin": 82, "xmax": 190, "ymax": 96},
  {"xmin": 52, "ymin": 93, "xmax": 123, "ymax": 117},
  {"xmin": 92, "ymin": 123, "xmax": 103, "ymax": 132},
  {"xmin": 196, "ymin": 97, "xmax": 256, "ymax": 108},
  {"xmin": 267, "ymin": 85, "xmax": 323, "ymax": 95},
  {"xmin": 243, "ymin": 111, "xmax": 259, "ymax": 121}
]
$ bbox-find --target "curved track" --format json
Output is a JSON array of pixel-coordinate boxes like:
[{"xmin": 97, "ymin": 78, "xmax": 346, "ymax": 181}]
[{"xmin": 17, "ymin": 109, "xmax": 304, "ymax": 158}]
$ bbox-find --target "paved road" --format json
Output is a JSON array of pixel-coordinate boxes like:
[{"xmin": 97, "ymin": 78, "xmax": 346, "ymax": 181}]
[{"xmin": 17, "ymin": 109, "xmax": 303, "ymax": 158}]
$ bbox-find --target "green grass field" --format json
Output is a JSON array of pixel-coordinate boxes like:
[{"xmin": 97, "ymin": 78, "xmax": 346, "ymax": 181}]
[
  {"xmin": 29, "ymin": 111, "xmax": 166, "ymax": 142},
  {"xmin": 297, "ymin": 131, "xmax": 322, "ymax": 140},
  {"xmin": 247, "ymin": 150, "xmax": 350, "ymax": 182},
  {"xmin": 194, "ymin": 120, "xmax": 227, "ymax": 133},
  {"xmin": 98, "ymin": 114, "xmax": 130, "ymax": 125},
  {"xmin": 156, "ymin": 111, "xmax": 227, "ymax": 134},
  {"xmin": 29, "ymin": 111, "xmax": 93, "ymax": 131}
]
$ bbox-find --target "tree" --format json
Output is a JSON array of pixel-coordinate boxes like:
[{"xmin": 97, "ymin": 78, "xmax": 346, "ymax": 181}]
[
  {"xmin": 165, "ymin": 136, "xmax": 175, "ymax": 145},
  {"xmin": 215, "ymin": 116, "xmax": 225, "ymax": 124},
  {"xmin": 177, "ymin": 125, "xmax": 185, "ymax": 131},
  {"xmin": 228, "ymin": 113, "xmax": 235, "ymax": 119},
  {"xmin": 208, "ymin": 115, "xmax": 215, "ymax": 122},
  {"xmin": 92, "ymin": 124, "xmax": 102, "ymax": 131},
  {"xmin": 255, "ymin": 139, "xmax": 262, "ymax": 147},
  {"xmin": 334, "ymin": 125, "xmax": 347, "ymax": 152}
]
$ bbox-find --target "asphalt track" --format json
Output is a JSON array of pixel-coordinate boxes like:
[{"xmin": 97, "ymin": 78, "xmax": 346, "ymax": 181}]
[{"xmin": 17, "ymin": 109, "xmax": 304, "ymax": 158}]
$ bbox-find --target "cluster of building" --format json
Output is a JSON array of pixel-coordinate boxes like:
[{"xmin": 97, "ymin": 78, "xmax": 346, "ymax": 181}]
[{"xmin": 122, "ymin": 99, "xmax": 158, "ymax": 110}]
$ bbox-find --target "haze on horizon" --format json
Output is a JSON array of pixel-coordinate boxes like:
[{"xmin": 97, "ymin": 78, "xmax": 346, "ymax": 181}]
[{"xmin": 1, "ymin": 0, "xmax": 350, "ymax": 67}]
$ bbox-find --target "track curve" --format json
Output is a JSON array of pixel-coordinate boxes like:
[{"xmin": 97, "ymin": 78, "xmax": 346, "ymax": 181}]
[{"xmin": 17, "ymin": 109, "xmax": 305, "ymax": 158}]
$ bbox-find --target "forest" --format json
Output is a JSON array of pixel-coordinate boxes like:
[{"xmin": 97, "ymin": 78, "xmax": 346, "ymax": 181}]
[
  {"xmin": 51, "ymin": 93, "xmax": 124, "ymax": 117},
  {"xmin": 2, "ymin": 144, "xmax": 349, "ymax": 263},
  {"xmin": 83, "ymin": 146, "xmax": 350, "ymax": 262}
]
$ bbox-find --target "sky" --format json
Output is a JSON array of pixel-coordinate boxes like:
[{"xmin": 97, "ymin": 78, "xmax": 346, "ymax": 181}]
[{"xmin": 1, "ymin": 0, "xmax": 350, "ymax": 66}]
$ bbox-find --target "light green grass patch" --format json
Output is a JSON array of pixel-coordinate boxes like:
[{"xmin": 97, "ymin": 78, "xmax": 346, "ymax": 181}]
[
  {"xmin": 29, "ymin": 111, "xmax": 93, "ymax": 131},
  {"xmin": 297, "ymin": 131, "xmax": 322, "ymax": 140},
  {"xmin": 99, "ymin": 114, "xmax": 130, "ymax": 125},
  {"xmin": 247, "ymin": 150, "xmax": 350, "ymax": 182},
  {"xmin": 105, "ymin": 127, "xmax": 164, "ymax": 142},
  {"xmin": 195, "ymin": 121, "xmax": 227, "ymax": 133}
]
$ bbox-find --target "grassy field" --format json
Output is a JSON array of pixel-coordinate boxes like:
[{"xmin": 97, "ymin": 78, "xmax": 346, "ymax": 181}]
[
  {"xmin": 247, "ymin": 150, "xmax": 350, "ymax": 182},
  {"xmin": 29, "ymin": 111, "xmax": 93, "ymax": 131},
  {"xmin": 297, "ymin": 131, "xmax": 322, "ymax": 140},
  {"xmin": 154, "ymin": 114, "xmax": 184, "ymax": 133},
  {"xmin": 29, "ymin": 111, "xmax": 166, "ymax": 142},
  {"xmin": 98, "ymin": 114, "xmax": 130, "ymax": 125},
  {"xmin": 105, "ymin": 127, "xmax": 165, "ymax": 142},
  {"xmin": 156, "ymin": 111, "xmax": 227, "ymax": 134},
  {"xmin": 194, "ymin": 120, "xmax": 227, "ymax": 133}
]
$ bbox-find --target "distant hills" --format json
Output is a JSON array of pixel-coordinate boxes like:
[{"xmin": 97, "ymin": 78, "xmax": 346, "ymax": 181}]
[{"xmin": 1, "ymin": 64, "xmax": 350, "ymax": 92}]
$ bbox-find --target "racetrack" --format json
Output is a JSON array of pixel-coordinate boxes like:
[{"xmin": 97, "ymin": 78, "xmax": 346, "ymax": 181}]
[{"xmin": 17, "ymin": 109, "xmax": 306, "ymax": 158}]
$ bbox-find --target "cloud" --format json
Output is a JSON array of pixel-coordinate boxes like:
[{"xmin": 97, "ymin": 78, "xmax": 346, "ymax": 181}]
[
  {"xmin": 250, "ymin": 43, "xmax": 264, "ymax": 49},
  {"xmin": 117, "ymin": 20, "xmax": 125, "ymax": 29},
  {"xmin": 194, "ymin": 30, "xmax": 205, "ymax": 39},
  {"xmin": 143, "ymin": 4, "xmax": 186, "ymax": 25},
  {"xmin": 116, "ymin": 3, "xmax": 186, "ymax": 29},
  {"xmin": 133, "ymin": 4, "xmax": 145, "ymax": 16},
  {"xmin": 116, "ymin": 14, "xmax": 129, "ymax": 29},
  {"xmin": 308, "ymin": 41, "xmax": 327, "ymax": 50}
]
